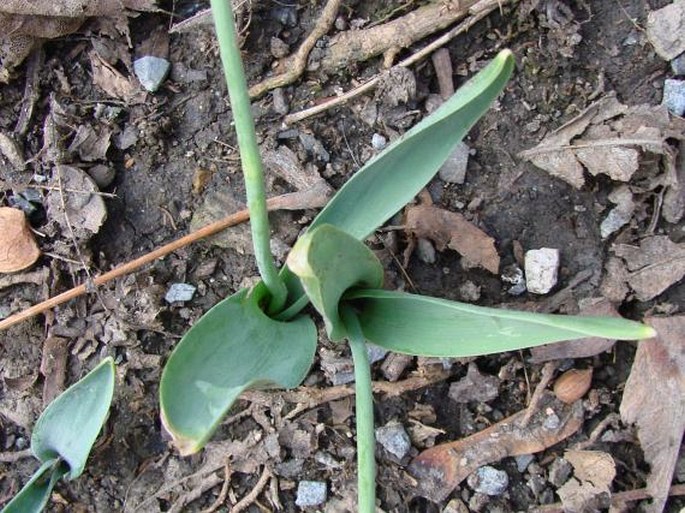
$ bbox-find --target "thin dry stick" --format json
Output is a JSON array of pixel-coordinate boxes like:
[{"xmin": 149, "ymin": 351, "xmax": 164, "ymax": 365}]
[
  {"xmin": 284, "ymin": 0, "xmax": 510, "ymax": 124},
  {"xmin": 0, "ymin": 186, "xmax": 327, "ymax": 332},
  {"xmin": 201, "ymin": 462, "xmax": 233, "ymax": 513},
  {"xmin": 248, "ymin": 0, "xmax": 342, "ymax": 98},
  {"xmin": 520, "ymin": 361, "xmax": 557, "ymax": 427}
]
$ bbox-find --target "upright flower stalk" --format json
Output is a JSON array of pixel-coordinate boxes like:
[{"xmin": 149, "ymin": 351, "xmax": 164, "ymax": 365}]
[{"xmin": 210, "ymin": 0, "xmax": 287, "ymax": 311}]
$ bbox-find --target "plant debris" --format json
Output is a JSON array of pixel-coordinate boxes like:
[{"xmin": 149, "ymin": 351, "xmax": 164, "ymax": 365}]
[
  {"xmin": 620, "ymin": 316, "xmax": 685, "ymax": 513},
  {"xmin": 556, "ymin": 450, "xmax": 615, "ymax": 513},
  {"xmin": 603, "ymin": 236, "xmax": 685, "ymax": 302},
  {"xmin": 405, "ymin": 204, "xmax": 500, "ymax": 274},
  {"xmin": 0, "ymin": 206, "xmax": 40, "ymax": 273},
  {"xmin": 519, "ymin": 94, "xmax": 685, "ymax": 200}
]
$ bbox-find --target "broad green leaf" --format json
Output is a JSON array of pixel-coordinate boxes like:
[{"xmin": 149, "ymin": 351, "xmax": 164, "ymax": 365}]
[
  {"xmin": 1, "ymin": 460, "xmax": 67, "ymax": 513},
  {"xmin": 308, "ymin": 50, "xmax": 515, "ymax": 240},
  {"xmin": 287, "ymin": 224, "xmax": 383, "ymax": 340},
  {"xmin": 346, "ymin": 289, "xmax": 656, "ymax": 357},
  {"xmin": 160, "ymin": 285, "xmax": 317, "ymax": 455},
  {"xmin": 31, "ymin": 357, "xmax": 115, "ymax": 480}
]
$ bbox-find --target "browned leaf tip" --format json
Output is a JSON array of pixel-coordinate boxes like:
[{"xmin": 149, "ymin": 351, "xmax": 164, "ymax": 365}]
[{"xmin": 0, "ymin": 207, "xmax": 41, "ymax": 273}]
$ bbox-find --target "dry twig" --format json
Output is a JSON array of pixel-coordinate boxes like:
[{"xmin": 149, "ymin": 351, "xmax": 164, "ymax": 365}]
[
  {"xmin": 0, "ymin": 184, "xmax": 329, "ymax": 332},
  {"xmin": 248, "ymin": 0, "xmax": 343, "ymax": 98},
  {"xmin": 284, "ymin": 0, "xmax": 514, "ymax": 124}
]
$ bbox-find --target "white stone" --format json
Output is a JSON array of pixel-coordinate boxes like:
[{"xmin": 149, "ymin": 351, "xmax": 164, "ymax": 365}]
[
  {"xmin": 134, "ymin": 56, "xmax": 171, "ymax": 93},
  {"xmin": 524, "ymin": 248, "xmax": 560, "ymax": 294},
  {"xmin": 295, "ymin": 481, "xmax": 327, "ymax": 507}
]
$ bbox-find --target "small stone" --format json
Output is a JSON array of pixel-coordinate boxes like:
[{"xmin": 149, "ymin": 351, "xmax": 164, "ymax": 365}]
[
  {"xmin": 467, "ymin": 466, "xmax": 509, "ymax": 496},
  {"xmin": 14, "ymin": 437, "xmax": 27, "ymax": 450},
  {"xmin": 299, "ymin": 133, "xmax": 330, "ymax": 162},
  {"xmin": 501, "ymin": 264, "xmax": 526, "ymax": 296},
  {"xmin": 442, "ymin": 498, "xmax": 469, "ymax": 513},
  {"xmin": 515, "ymin": 454, "xmax": 535, "ymax": 473},
  {"xmin": 438, "ymin": 142, "xmax": 470, "ymax": 184},
  {"xmin": 133, "ymin": 56, "xmax": 171, "ymax": 93},
  {"xmin": 272, "ymin": 88, "xmax": 289, "ymax": 115},
  {"xmin": 371, "ymin": 133, "xmax": 387, "ymax": 150},
  {"xmin": 672, "ymin": 53, "xmax": 685, "ymax": 75},
  {"xmin": 87, "ymin": 164, "xmax": 116, "ymax": 189},
  {"xmin": 662, "ymin": 79, "xmax": 685, "ymax": 116},
  {"xmin": 270, "ymin": 37, "xmax": 290, "ymax": 59},
  {"xmin": 165, "ymin": 283, "xmax": 196, "ymax": 303},
  {"xmin": 449, "ymin": 363, "xmax": 500, "ymax": 403},
  {"xmin": 458, "ymin": 280, "xmax": 481, "ymax": 302},
  {"xmin": 295, "ymin": 480, "xmax": 327, "ymax": 507},
  {"xmin": 375, "ymin": 421, "xmax": 412, "ymax": 461},
  {"xmin": 548, "ymin": 457, "xmax": 572, "ymax": 487},
  {"xmin": 271, "ymin": 6, "xmax": 298, "ymax": 27},
  {"xmin": 543, "ymin": 409, "xmax": 561, "ymax": 430},
  {"xmin": 417, "ymin": 238, "xmax": 436, "ymax": 264},
  {"xmin": 525, "ymin": 248, "xmax": 560, "ymax": 294}
]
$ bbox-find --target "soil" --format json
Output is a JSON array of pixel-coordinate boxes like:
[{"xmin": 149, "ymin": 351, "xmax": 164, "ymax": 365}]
[{"xmin": 0, "ymin": 0, "xmax": 683, "ymax": 512}]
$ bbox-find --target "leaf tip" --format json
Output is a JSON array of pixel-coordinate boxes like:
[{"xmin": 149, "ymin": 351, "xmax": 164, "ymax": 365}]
[{"xmin": 160, "ymin": 409, "xmax": 203, "ymax": 457}]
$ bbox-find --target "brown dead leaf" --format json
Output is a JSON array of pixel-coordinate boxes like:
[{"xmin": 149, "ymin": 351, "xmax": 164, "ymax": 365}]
[
  {"xmin": 620, "ymin": 316, "xmax": 685, "ymax": 513},
  {"xmin": 68, "ymin": 124, "xmax": 112, "ymax": 161},
  {"xmin": 611, "ymin": 236, "xmax": 685, "ymax": 302},
  {"xmin": 89, "ymin": 51, "xmax": 145, "ymax": 103},
  {"xmin": 40, "ymin": 336, "xmax": 68, "ymax": 406},
  {"xmin": 45, "ymin": 165, "xmax": 108, "ymax": 242},
  {"xmin": 530, "ymin": 297, "xmax": 618, "ymax": 362},
  {"xmin": 409, "ymin": 392, "xmax": 584, "ymax": 502},
  {"xmin": 405, "ymin": 204, "xmax": 500, "ymax": 274},
  {"xmin": 0, "ymin": 0, "xmax": 157, "ymax": 82},
  {"xmin": 0, "ymin": 206, "xmax": 41, "ymax": 273},
  {"xmin": 519, "ymin": 94, "xmax": 685, "ymax": 193},
  {"xmin": 557, "ymin": 450, "xmax": 615, "ymax": 513}
]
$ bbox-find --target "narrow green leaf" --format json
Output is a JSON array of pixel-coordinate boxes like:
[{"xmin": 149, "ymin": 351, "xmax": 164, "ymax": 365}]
[
  {"xmin": 287, "ymin": 224, "xmax": 383, "ymax": 340},
  {"xmin": 160, "ymin": 285, "xmax": 317, "ymax": 455},
  {"xmin": 346, "ymin": 289, "xmax": 656, "ymax": 357},
  {"xmin": 31, "ymin": 357, "xmax": 115, "ymax": 480},
  {"xmin": 1, "ymin": 460, "xmax": 67, "ymax": 513},
  {"xmin": 308, "ymin": 50, "xmax": 515, "ymax": 240}
]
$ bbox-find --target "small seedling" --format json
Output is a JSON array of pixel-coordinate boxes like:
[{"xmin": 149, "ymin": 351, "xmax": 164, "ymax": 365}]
[
  {"xmin": 2, "ymin": 358, "xmax": 115, "ymax": 513},
  {"xmin": 160, "ymin": 2, "xmax": 655, "ymax": 510}
]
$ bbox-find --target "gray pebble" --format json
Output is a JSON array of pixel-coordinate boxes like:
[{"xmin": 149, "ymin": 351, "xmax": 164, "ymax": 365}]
[
  {"xmin": 515, "ymin": 454, "xmax": 535, "ymax": 473},
  {"xmin": 272, "ymin": 88, "xmax": 289, "ymax": 115},
  {"xmin": 299, "ymin": 133, "xmax": 330, "ymax": 162},
  {"xmin": 467, "ymin": 466, "xmax": 509, "ymax": 496},
  {"xmin": 371, "ymin": 133, "xmax": 387, "ymax": 150},
  {"xmin": 375, "ymin": 421, "xmax": 411, "ymax": 461},
  {"xmin": 134, "ymin": 56, "xmax": 171, "ymax": 93},
  {"xmin": 88, "ymin": 164, "xmax": 116, "ymax": 189},
  {"xmin": 525, "ymin": 248, "xmax": 560, "ymax": 295},
  {"xmin": 417, "ymin": 238, "xmax": 436, "ymax": 264},
  {"xmin": 295, "ymin": 480, "xmax": 327, "ymax": 507},
  {"xmin": 165, "ymin": 283, "xmax": 196, "ymax": 303},
  {"xmin": 672, "ymin": 53, "xmax": 685, "ymax": 76},
  {"xmin": 663, "ymin": 78, "xmax": 685, "ymax": 116},
  {"xmin": 548, "ymin": 457, "xmax": 572, "ymax": 487},
  {"xmin": 438, "ymin": 142, "xmax": 470, "ymax": 184}
]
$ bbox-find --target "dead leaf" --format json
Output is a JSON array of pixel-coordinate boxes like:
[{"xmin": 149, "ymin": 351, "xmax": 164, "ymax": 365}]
[
  {"xmin": 89, "ymin": 51, "xmax": 145, "ymax": 103},
  {"xmin": 405, "ymin": 204, "xmax": 500, "ymax": 274},
  {"xmin": 45, "ymin": 165, "xmax": 108, "ymax": 242},
  {"xmin": 557, "ymin": 450, "xmax": 615, "ymax": 513},
  {"xmin": 530, "ymin": 297, "xmax": 618, "ymax": 362},
  {"xmin": 68, "ymin": 124, "xmax": 113, "ymax": 161},
  {"xmin": 409, "ymin": 392, "xmax": 584, "ymax": 502},
  {"xmin": 0, "ymin": 0, "xmax": 157, "ymax": 82},
  {"xmin": 646, "ymin": 0, "xmax": 685, "ymax": 61},
  {"xmin": 519, "ymin": 94, "xmax": 685, "ymax": 191},
  {"xmin": 0, "ymin": 206, "xmax": 41, "ymax": 273},
  {"xmin": 611, "ymin": 236, "xmax": 685, "ymax": 302},
  {"xmin": 620, "ymin": 316, "xmax": 685, "ymax": 513},
  {"xmin": 40, "ymin": 336, "xmax": 68, "ymax": 406}
]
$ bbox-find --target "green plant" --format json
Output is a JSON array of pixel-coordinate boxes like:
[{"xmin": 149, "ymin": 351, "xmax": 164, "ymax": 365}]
[
  {"xmin": 159, "ymin": 2, "xmax": 655, "ymax": 510},
  {"xmin": 2, "ymin": 358, "xmax": 115, "ymax": 513}
]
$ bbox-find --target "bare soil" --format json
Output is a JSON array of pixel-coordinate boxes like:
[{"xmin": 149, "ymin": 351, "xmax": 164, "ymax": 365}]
[{"xmin": 0, "ymin": 0, "xmax": 683, "ymax": 512}]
